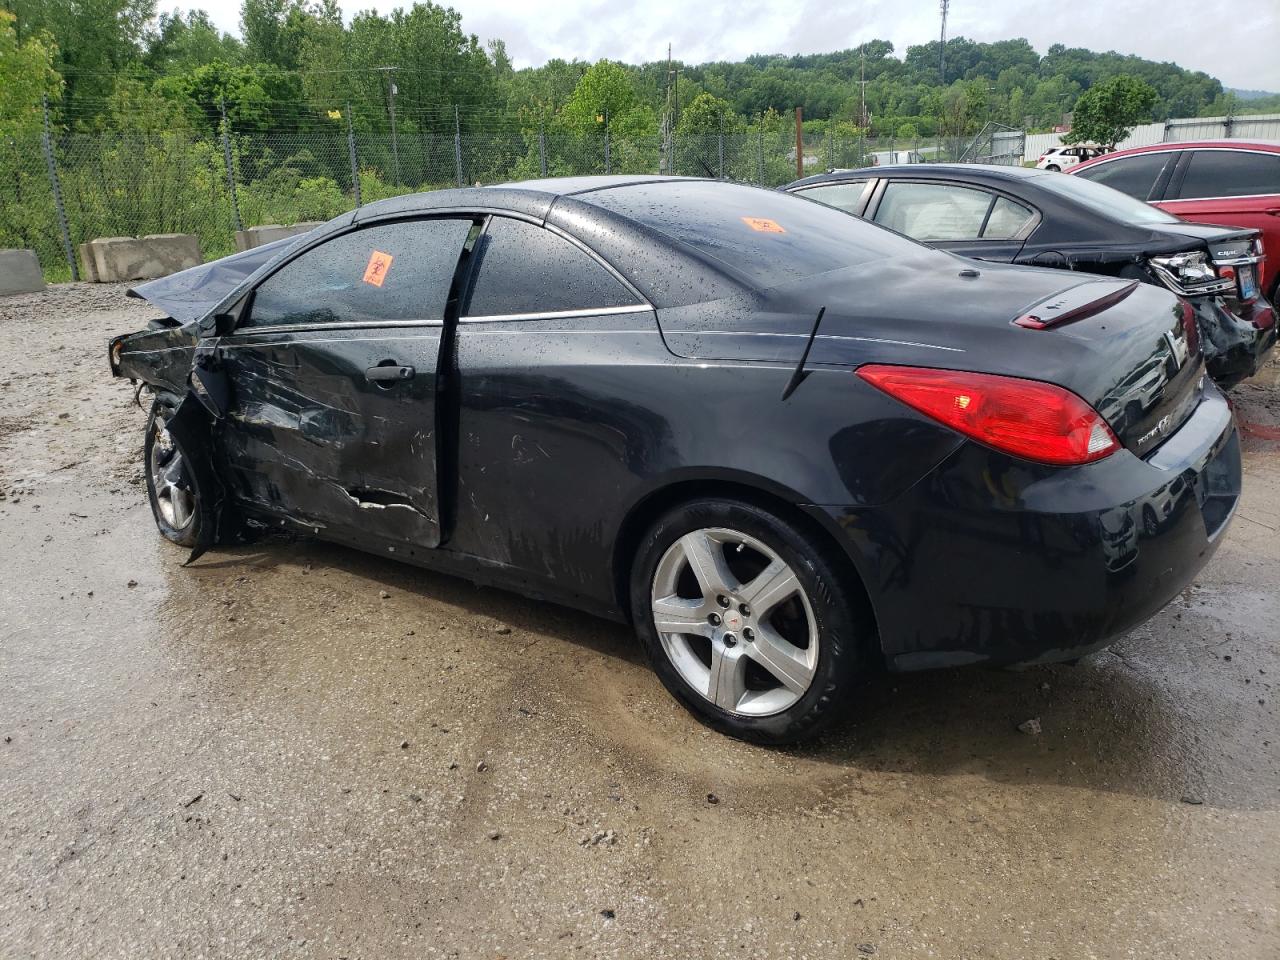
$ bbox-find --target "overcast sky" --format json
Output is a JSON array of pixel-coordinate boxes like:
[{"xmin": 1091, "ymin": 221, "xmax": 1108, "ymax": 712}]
[{"xmin": 188, "ymin": 0, "xmax": 1280, "ymax": 92}]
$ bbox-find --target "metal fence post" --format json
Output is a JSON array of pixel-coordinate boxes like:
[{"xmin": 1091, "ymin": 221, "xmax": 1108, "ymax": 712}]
[
  {"xmin": 538, "ymin": 124, "xmax": 547, "ymax": 177},
  {"xmin": 454, "ymin": 106, "xmax": 464, "ymax": 187},
  {"xmin": 756, "ymin": 129, "xmax": 764, "ymax": 185},
  {"xmin": 219, "ymin": 98, "xmax": 242, "ymax": 233},
  {"xmin": 604, "ymin": 109, "xmax": 610, "ymax": 174},
  {"xmin": 717, "ymin": 132, "xmax": 724, "ymax": 178},
  {"xmin": 40, "ymin": 95, "xmax": 78, "ymax": 281},
  {"xmin": 346, "ymin": 102, "xmax": 361, "ymax": 207}
]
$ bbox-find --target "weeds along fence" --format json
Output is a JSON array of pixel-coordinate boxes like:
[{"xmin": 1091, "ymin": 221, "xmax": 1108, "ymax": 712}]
[{"xmin": 1, "ymin": 116, "xmax": 959, "ymax": 282}]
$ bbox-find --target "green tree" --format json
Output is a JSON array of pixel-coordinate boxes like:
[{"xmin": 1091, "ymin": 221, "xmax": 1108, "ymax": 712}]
[
  {"xmin": 676, "ymin": 92, "xmax": 743, "ymax": 136},
  {"xmin": 0, "ymin": 9, "xmax": 61, "ymax": 138},
  {"xmin": 1064, "ymin": 74, "xmax": 1158, "ymax": 147}
]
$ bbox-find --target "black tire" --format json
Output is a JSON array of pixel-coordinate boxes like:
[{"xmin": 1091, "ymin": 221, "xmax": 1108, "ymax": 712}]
[
  {"xmin": 143, "ymin": 401, "xmax": 202, "ymax": 548},
  {"xmin": 1045, "ymin": 163, "xmax": 1061, "ymax": 172},
  {"xmin": 630, "ymin": 497, "xmax": 873, "ymax": 745}
]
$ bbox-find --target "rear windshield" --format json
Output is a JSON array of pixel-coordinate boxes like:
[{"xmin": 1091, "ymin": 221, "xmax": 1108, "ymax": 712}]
[
  {"xmin": 581, "ymin": 180, "xmax": 925, "ymax": 288},
  {"xmin": 1036, "ymin": 171, "xmax": 1181, "ymax": 224}
]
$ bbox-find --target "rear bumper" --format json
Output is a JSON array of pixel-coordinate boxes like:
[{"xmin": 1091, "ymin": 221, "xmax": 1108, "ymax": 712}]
[
  {"xmin": 1197, "ymin": 296, "xmax": 1277, "ymax": 387},
  {"xmin": 813, "ymin": 386, "xmax": 1241, "ymax": 670}
]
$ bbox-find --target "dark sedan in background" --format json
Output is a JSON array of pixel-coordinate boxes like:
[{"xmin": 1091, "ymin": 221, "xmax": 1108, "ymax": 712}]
[
  {"xmin": 110, "ymin": 176, "xmax": 1240, "ymax": 744},
  {"xmin": 785, "ymin": 164, "xmax": 1275, "ymax": 387}
]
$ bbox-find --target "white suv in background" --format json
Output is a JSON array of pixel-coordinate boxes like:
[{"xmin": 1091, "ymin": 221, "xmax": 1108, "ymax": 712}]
[{"xmin": 1036, "ymin": 144, "xmax": 1107, "ymax": 171}]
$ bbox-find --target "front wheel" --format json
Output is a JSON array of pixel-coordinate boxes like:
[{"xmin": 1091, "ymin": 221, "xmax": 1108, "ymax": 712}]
[
  {"xmin": 144, "ymin": 402, "xmax": 202, "ymax": 547},
  {"xmin": 630, "ymin": 498, "xmax": 872, "ymax": 745}
]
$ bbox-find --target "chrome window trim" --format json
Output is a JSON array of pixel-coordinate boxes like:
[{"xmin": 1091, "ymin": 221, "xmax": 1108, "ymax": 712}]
[
  {"xmin": 227, "ymin": 318, "xmax": 443, "ymax": 338},
  {"xmin": 1163, "ymin": 193, "xmax": 1280, "ymax": 203},
  {"xmin": 462, "ymin": 303, "xmax": 654, "ymax": 324}
]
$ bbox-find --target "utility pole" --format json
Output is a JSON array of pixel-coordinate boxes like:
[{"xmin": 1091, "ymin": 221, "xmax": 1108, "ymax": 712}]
[
  {"xmin": 939, "ymin": 0, "xmax": 950, "ymax": 85},
  {"xmin": 664, "ymin": 42, "xmax": 673, "ymax": 174},
  {"xmin": 938, "ymin": 0, "xmax": 950, "ymax": 160},
  {"xmin": 795, "ymin": 106, "xmax": 804, "ymax": 180},
  {"xmin": 858, "ymin": 45, "xmax": 869, "ymax": 129},
  {"xmin": 377, "ymin": 65, "xmax": 400, "ymax": 184}
]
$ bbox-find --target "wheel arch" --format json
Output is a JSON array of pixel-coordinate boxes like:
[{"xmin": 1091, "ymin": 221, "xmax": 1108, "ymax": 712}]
[{"xmin": 610, "ymin": 471, "xmax": 880, "ymax": 653}]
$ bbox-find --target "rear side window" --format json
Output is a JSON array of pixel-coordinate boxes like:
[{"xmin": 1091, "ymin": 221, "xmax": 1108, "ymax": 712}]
[
  {"xmin": 1073, "ymin": 152, "xmax": 1174, "ymax": 200},
  {"xmin": 873, "ymin": 182, "xmax": 994, "ymax": 240},
  {"xmin": 984, "ymin": 196, "xmax": 1035, "ymax": 239},
  {"xmin": 463, "ymin": 217, "xmax": 639, "ymax": 317},
  {"xmin": 795, "ymin": 181, "xmax": 868, "ymax": 215},
  {"xmin": 1175, "ymin": 150, "xmax": 1280, "ymax": 199},
  {"xmin": 245, "ymin": 218, "xmax": 472, "ymax": 328}
]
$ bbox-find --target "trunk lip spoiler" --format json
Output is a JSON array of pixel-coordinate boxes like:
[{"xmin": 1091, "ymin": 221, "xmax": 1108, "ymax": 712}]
[{"xmin": 1013, "ymin": 279, "xmax": 1141, "ymax": 330}]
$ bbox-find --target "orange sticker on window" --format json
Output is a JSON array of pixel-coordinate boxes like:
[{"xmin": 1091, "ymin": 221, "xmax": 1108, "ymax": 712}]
[
  {"xmin": 362, "ymin": 250, "xmax": 394, "ymax": 286},
  {"xmin": 742, "ymin": 216, "xmax": 786, "ymax": 233}
]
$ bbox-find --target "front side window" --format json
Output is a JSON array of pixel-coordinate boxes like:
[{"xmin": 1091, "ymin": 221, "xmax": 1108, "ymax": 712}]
[
  {"xmin": 1072, "ymin": 151, "xmax": 1174, "ymax": 200},
  {"xmin": 1175, "ymin": 150, "xmax": 1280, "ymax": 200},
  {"xmin": 463, "ymin": 217, "xmax": 639, "ymax": 318},
  {"xmin": 245, "ymin": 218, "xmax": 473, "ymax": 328},
  {"xmin": 795, "ymin": 181, "xmax": 869, "ymax": 216},
  {"xmin": 872, "ymin": 182, "xmax": 995, "ymax": 241}
]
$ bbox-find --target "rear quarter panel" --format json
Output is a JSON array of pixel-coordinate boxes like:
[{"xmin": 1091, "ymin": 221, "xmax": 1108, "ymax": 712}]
[{"xmin": 446, "ymin": 313, "xmax": 962, "ymax": 613}]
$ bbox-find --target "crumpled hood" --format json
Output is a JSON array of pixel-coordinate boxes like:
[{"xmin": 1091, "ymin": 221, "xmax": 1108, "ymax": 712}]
[{"xmin": 125, "ymin": 234, "xmax": 307, "ymax": 324}]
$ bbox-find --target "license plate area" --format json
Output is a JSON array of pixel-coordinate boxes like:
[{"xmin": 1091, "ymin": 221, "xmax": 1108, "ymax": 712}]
[{"xmin": 1237, "ymin": 263, "xmax": 1259, "ymax": 300}]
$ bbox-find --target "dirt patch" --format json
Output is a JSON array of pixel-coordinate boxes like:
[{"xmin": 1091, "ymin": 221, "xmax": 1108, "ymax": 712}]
[{"xmin": 1, "ymin": 283, "xmax": 1277, "ymax": 960}]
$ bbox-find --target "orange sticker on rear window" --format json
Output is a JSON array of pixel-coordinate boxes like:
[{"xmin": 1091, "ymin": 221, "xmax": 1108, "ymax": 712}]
[
  {"xmin": 742, "ymin": 217, "xmax": 786, "ymax": 233},
  {"xmin": 362, "ymin": 250, "xmax": 394, "ymax": 286}
]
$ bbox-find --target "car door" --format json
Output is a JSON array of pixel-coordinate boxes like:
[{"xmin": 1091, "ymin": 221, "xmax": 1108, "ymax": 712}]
[
  {"xmin": 214, "ymin": 216, "xmax": 476, "ymax": 549},
  {"xmin": 865, "ymin": 179, "xmax": 1037, "ymax": 262},
  {"xmin": 446, "ymin": 214, "xmax": 654, "ymax": 592},
  {"xmin": 1158, "ymin": 148, "xmax": 1280, "ymax": 296}
]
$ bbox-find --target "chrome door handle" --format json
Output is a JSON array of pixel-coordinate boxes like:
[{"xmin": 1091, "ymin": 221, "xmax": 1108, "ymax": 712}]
[{"xmin": 365, "ymin": 364, "xmax": 415, "ymax": 382}]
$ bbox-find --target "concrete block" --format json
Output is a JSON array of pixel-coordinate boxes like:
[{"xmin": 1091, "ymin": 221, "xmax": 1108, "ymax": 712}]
[
  {"xmin": 0, "ymin": 249, "xmax": 45, "ymax": 297},
  {"xmin": 85, "ymin": 234, "xmax": 203, "ymax": 282},
  {"xmin": 78, "ymin": 243, "xmax": 99, "ymax": 283},
  {"xmin": 234, "ymin": 222, "xmax": 324, "ymax": 252}
]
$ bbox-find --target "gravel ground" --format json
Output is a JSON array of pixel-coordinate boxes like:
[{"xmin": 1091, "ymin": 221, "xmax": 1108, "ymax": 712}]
[{"xmin": 1, "ymin": 283, "xmax": 1278, "ymax": 959}]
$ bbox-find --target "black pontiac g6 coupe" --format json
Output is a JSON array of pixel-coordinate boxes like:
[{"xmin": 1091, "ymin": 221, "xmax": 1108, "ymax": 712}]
[{"xmin": 110, "ymin": 176, "xmax": 1242, "ymax": 744}]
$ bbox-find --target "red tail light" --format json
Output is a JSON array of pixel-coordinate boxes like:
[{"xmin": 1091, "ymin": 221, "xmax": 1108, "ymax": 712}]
[
  {"xmin": 856, "ymin": 364, "xmax": 1120, "ymax": 466},
  {"xmin": 1180, "ymin": 300, "xmax": 1200, "ymax": 355}
]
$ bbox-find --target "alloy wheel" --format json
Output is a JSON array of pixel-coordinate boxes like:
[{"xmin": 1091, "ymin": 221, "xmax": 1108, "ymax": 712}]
[
  {"xmin": 149, "ymin": 416, "xmax": 196, "ymax": 531},
  {"xmin": 650, "ymin": 527, "xmax": 819, "ymax": 717}
]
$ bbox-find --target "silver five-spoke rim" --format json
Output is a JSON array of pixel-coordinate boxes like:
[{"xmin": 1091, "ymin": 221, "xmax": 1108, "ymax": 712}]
[
  {"xmin": 651, "ymin": 527, "xmax": 819, "ymax": 717},
  {"xmin": 149, "ymin": 416, "xmax": 196, "ymax": 531}
]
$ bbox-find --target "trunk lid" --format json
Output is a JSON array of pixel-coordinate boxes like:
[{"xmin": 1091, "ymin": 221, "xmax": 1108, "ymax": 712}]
[{"xmin": 656, "ymin": 252, "xmax": 1205, "ymax": 458}]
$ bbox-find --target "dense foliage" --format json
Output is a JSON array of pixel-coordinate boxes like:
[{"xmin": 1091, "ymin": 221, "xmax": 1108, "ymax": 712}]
[
  {"xmin": 1, "ymin": 0, "xmax": 1273, "ymax": 281},
  {"xmin": 0, "ymin": 0, "xmax": 1267, "ymax": 139}
]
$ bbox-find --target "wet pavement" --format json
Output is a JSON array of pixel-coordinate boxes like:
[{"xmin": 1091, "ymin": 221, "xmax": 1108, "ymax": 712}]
[{"xmin": 1, "ymin": 284, "xmax": 1278, "ymax": 959}]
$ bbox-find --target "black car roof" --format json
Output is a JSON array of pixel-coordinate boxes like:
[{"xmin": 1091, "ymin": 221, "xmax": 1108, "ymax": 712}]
[
  {"xmin": 787, "ymin": 163, "xmax": 1050, "ymax": 190},
  {"xmin": 351, "ymin": 175, "xmax": 714, "ymax": 224}
]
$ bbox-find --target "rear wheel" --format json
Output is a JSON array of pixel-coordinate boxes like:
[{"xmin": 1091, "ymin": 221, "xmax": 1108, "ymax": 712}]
[
  {"xmin": 144, "ymin": 402, "xmax": 201, "ymax": 547},
  {"xmin": 630, "ymin": 498, "xmax": 871, "ymax": 744},
  {"xmin": 1045, "ymin": 163, "xmax": 1061, "ymax": 172}
]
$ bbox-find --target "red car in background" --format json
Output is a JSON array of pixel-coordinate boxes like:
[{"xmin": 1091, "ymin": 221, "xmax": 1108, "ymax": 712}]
[{"xmin": 1071, "ymin": 141, "xmax": 1280, "ymax": 302}]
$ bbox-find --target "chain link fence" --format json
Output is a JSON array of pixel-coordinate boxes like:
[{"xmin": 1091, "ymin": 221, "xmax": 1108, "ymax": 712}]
[{"xmin": 3, "ymin": 109, "xmax": 1275, "ymax": 282}]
